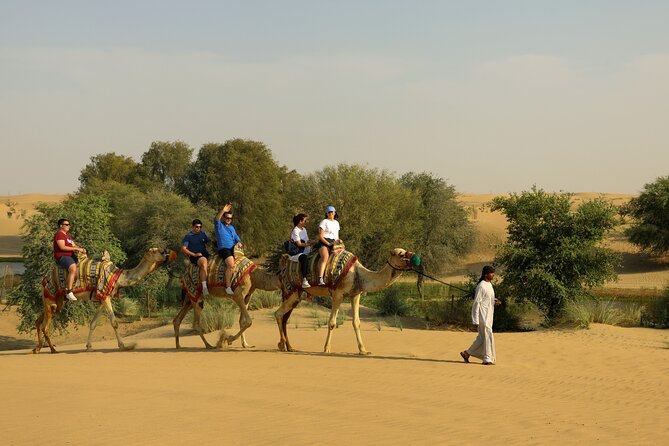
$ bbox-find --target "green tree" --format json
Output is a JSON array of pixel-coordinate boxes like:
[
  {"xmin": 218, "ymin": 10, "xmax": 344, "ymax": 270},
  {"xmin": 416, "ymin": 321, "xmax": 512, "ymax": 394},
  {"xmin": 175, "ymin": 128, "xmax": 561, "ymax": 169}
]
[
  {"xmin": 79, "ymin": 152, "xmax": 144, "ymax": 188},
  {"xmin": 79, "ymin": 179, "xmax": 211, "ymax": 266},
  {"xmin": 9, "ymin": 194, "xmax": 125, "ymax": 333},
  {"xmin": 295, "ymin": 164, "xmax": 421, "ymax": 267},
  {"xmin": 489, "ymin": 187, "xmax": 619, "ymax": 321},
  {"xmin": 185, "ymin": 139, "xmax": 286, "ymax": 256},
  {"xmin": 141, "ymin": 140, "xmax": 193, "ymax": 193},
  {"xmin": 400, "ymin": 172, "xmax": 475, "ymax": 275},
  {"xmin": 623, "ymin": 175, "xmax": 669, "ymax": 255}
]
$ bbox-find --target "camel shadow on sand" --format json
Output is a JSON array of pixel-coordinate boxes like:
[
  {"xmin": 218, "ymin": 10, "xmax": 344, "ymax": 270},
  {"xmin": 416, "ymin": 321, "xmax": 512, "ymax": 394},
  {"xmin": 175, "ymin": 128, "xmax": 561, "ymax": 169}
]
[{"xmin": 2, "ymin": 343, "xmax": 463, "ymax": 364}]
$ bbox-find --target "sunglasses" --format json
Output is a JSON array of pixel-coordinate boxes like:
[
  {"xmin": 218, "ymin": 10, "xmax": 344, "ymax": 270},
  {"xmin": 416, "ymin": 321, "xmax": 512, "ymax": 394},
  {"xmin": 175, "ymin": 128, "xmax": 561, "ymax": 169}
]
[
  {"xmin": 193, "ymin": 225, "xmax": 202, "ymax": 228},
  {"xmin": 224, "ymin": 217, "xmax": 233, "ymax": 220},
  {"xmin": 62, "ymin": 223, "xmax": 71, "ymax": 226}
]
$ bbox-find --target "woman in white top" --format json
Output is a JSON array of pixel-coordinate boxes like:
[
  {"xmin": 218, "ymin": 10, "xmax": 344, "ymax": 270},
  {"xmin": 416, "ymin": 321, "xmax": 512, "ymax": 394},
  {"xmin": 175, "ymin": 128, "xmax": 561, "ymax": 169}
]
[
  {"xmin": 289, "ymin": 213, "xmax": 312, "ymax": 288},
  {"xmin": 316, "ymin": 205, "xmax": 341, "ymax": 286}
]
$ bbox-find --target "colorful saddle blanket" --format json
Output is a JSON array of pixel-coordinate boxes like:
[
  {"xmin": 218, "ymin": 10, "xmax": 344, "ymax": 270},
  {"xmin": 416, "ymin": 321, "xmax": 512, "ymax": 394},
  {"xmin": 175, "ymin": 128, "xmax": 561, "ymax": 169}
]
[
  {"xmin": 42, "ymin": 254, "xmax": 123, "ymax": 302},
  {"xmin": 181, "ymin": 252, "xmax": 256, "ymax": 302},
  {"xmin": 280, "ymin": 248, "xmax": 357, "ymax": 297}
]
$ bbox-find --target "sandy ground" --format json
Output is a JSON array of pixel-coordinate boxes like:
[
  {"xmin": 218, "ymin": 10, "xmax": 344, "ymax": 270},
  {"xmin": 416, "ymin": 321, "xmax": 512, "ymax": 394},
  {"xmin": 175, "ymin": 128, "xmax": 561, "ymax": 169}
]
[{"xmin": 1, "ymin": 304, "xmax": 668, "ymax": 445}]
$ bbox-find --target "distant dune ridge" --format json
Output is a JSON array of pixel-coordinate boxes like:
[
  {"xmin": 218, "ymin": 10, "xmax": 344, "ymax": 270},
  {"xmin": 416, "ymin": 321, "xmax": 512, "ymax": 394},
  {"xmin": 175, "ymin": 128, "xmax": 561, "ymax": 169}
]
[{"xmin": 1, "ymin": 192, "xmax": 667, "ymax": 288}]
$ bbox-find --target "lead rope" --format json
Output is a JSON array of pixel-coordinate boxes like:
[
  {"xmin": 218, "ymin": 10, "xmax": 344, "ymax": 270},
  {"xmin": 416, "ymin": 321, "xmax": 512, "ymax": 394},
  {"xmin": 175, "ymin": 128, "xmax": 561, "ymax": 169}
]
[{"xmin": 386, "ymin": 261, "xmax": 471, "ymax": 294}]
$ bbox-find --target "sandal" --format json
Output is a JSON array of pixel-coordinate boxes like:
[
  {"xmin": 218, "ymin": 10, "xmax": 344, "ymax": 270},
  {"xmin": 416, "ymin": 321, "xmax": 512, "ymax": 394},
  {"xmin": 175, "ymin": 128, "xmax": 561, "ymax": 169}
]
[{"xmin": 460, "ymin": 351, "xmax": 470, "ymax": 363}]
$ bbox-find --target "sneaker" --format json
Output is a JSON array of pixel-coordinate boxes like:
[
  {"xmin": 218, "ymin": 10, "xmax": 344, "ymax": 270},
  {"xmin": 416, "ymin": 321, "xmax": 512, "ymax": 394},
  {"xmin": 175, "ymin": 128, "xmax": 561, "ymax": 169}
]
[
  {"xmin": 201, "ymin": 283, "xmax": 209, "ymax": 296},
  {"xmin": 317, "ymin": 277, "xmax": 326, "ymax": 286},
  {"xmin": 301, "ymin": 278, "xmax": 311, "ymax": 288},
  {"xmin": 225, "ymin": 286, "xmax": 234, "ymax": 295},
  {"xmin": 65, "ymin": 291, "xmax": 77, "ymax": 301}
]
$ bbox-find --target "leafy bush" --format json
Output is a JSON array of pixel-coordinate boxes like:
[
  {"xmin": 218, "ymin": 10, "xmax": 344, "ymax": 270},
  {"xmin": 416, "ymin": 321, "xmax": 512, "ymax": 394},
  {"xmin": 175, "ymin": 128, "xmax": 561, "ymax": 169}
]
[
  {"xmin": 200, "ymin": 299, "xmax": 235, "ymax": 333},
  {"xmin": 247, "ymin": 290, "xmax": 282, "ymax": 310},
  {"xmin": 641, "ymin": 287, "xmax": 669, "ymax": 328},
  {"xmin": 414, "ymin": 296, "xmax": 471, "ymax": 327},
  {"xmin": 113, "ymin": 297, "xmax": 139, "ymax": 318},
  {"xmin": 376, "ymin": 286, "xmax": 409, "ymax": 316},
  {"xmin": 623, "ymin": 175, "xmax": 669, "ymax": 255},
  {"xmin": 489, "ymin": 187, "xmax": 620, "ymax": 322},
  {"xmin": 562, "ymin": 298, "xmax": 644, "ymax": 328}
]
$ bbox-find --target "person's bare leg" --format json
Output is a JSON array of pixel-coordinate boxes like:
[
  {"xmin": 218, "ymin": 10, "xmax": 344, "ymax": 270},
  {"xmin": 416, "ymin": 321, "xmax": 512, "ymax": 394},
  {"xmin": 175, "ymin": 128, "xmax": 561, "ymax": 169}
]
[
  {"xmin": 225, "ymin": 255, "xmax": 235, "ymax": 294},
  {"xmin": 317, "ymin": 246, "xmax": 329, "ymax": 285}
]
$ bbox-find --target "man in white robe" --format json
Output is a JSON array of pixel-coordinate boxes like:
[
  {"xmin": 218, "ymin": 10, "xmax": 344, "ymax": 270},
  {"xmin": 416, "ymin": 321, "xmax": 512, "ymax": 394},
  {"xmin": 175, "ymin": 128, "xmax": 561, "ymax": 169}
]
[{"xmin": 461, "ymin": 265, "xmax": 501, "ymax": 365}]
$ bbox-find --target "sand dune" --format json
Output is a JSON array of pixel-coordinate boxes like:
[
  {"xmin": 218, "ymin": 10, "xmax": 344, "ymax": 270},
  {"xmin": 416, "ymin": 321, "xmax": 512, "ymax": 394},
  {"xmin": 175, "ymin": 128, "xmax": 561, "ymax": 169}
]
[{"xmin": 1, "ymin": 305, "xmax": 668, "ymax": 445}]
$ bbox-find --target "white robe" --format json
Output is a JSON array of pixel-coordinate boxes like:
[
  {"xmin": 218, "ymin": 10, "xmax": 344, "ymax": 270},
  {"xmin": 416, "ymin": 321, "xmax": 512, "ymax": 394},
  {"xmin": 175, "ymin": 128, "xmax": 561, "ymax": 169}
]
[{"xmin": 467, "ymin": 280, "xmax": 496, "ymax": 363}]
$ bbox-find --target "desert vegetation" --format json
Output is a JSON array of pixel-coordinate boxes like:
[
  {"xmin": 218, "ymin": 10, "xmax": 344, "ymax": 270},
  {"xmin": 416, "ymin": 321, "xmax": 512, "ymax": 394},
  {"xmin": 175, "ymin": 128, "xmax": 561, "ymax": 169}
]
[{"xmin": 2, "ymin": 140, "xmax": 668, "ymax": 335}]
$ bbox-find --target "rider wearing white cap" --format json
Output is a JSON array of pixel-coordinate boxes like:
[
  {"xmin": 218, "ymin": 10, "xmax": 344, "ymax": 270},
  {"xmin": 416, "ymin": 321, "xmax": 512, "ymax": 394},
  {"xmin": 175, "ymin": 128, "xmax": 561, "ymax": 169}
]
[{"xmin": 315, "ymin": 205, "xmax": 341, "ymax": 286}]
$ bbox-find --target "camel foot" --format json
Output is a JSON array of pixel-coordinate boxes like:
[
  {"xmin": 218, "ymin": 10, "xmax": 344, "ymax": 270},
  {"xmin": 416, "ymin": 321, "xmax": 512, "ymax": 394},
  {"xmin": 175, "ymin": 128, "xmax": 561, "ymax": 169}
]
[
  {"xmin": 278, "ymin": 341, "xmax": 287, "ymax": 352},
  {"xmin": 119, "ymin": 342, "xmax": 136, "ymax": 351},
  {"xmin": 359, "ymin": 350, "xmax": 372, "ymax": 355},
  {"xmin": 241, "ymin": 343, "xmax": 255, "ymax": 349},
  {"xmin": 86, "ymin": 346, "xmax": 94, "ymax": 352},
  {"xmin": 32, "ymin": 348, "xmax": 40, "ymax": 354},
  {"xmin": 286, "ymin": 345, "xmax": 297, "ymax": 352},
  {"xmin": 226, "ymin": 335, "xmax": 237, "ymax": 346}
]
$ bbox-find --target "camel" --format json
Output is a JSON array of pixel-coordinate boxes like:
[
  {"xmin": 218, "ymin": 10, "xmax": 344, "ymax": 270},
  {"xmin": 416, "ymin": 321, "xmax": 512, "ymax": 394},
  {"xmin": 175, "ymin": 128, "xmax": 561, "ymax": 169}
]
[
  {"xmin": 275, "ymin": 248, "xmax": 417, "ymax": 355},
  {"xmin": 173, "ymin": 255, "xmax": 281, "ymax": 349},
  {"xmin": 33, "ymin": 248, "xmax": 177, "ymax": 354}
]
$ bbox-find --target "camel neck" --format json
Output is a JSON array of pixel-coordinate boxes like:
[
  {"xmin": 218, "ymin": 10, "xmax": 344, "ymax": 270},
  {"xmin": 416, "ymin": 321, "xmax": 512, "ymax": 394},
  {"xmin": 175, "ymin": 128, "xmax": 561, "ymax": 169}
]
[{"xmin": 357, "ymin": 262, "xmax": 402, "ymax": 294}]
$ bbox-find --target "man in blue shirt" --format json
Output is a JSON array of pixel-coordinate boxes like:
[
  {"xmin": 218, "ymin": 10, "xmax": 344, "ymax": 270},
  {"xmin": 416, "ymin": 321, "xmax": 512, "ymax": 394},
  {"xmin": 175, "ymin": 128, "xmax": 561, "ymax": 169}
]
[
  {"xmin": 214, "ymin": 203, "xmax": 242, "ymax": 295},
  {"xmin": 182, "ymin": 219, "xmax": 211, "ymax": 295}
]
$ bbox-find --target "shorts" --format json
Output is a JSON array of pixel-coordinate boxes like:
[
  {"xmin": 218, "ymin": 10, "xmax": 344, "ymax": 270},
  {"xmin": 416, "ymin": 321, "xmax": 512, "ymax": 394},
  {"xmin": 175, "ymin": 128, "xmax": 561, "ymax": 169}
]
[
  {"xmin": 218, "ymin": 247, "xmax": 235, "ymax": 261},
  {"xmin": 189, "ymin": 252, "xmax": 209, "ymax": 265},
  {"xmin": 56, "ymin": 255, "xmax": 77, "ymax": 269},
  {"xmin": 315, "ymin": 238, "xmax": 336, "ymax": 251}
]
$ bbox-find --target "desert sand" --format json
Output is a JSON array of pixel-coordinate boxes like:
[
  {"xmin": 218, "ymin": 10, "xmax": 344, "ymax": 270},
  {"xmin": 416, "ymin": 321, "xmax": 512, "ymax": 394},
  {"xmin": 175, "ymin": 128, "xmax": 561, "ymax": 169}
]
[
  {"xmin": 1, "ymin": 193, "xmax": 668, "ymax": 445},
  {"xmin": 1, "ymin": 305, "xmax": 668, "ymax": 445}
]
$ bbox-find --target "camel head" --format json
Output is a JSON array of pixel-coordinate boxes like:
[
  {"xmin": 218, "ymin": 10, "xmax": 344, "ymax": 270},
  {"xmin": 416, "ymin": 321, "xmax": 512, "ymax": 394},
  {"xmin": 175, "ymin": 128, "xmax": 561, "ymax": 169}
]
[
  {"xmin": 143, "ymin": 247, "xmax": 178, "ymax": 265},
  {"xmin": 388, "ymin": 248, "xmax": 419, "ymax": 271}
]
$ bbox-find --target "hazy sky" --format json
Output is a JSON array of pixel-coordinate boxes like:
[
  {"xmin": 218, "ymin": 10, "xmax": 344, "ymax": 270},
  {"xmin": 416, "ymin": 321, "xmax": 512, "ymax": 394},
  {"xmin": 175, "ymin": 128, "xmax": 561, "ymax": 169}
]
[{"xmin": 1, "ymin": 1, "xmax": 667, "ymax": 195}]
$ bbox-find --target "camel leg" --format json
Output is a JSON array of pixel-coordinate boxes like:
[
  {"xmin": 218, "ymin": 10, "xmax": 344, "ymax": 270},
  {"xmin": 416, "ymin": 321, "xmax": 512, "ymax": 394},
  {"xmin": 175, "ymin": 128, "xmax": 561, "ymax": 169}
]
[
  {"xmin": 223, "ymin": 293, "xmax": 253, "ymax": 346},
  {"xmin": 350, "ymin": 292, "xmax": 370, "ymax": 355},
  {"xmin": 240, "ymin": 289, "xmax": 255, "ymax": 348},
  {"xmin": 32, "ymin": 310, "xmax": 46, "ymax": 354},
  {"xmin": 281, "ymin": 293, "xmax": 303, "ymax": 352},
  {"xmin": 274, "ymin": 292, "xmax": 299, "ymax": 352},
  {"xmin": 100, "ymin": 298, "xmax": 134, "ymax": 351},
  {"xmin": 323, "ymin": 295, "xmax": 343, "ymax": 353},
  {"xmin": 85, "ymin": 301, "xmax": 107, "ymax": 352},
  {"xmin": 172, "ymin": 298, "xmax": 193, "ymax": 349},
  {"xmin": 42, "ymin": 302, "xmax": 59, "ymax": 354},
  {"xmin": 192, "ymin": 299, "xmax": 216, "ymax": 349}
]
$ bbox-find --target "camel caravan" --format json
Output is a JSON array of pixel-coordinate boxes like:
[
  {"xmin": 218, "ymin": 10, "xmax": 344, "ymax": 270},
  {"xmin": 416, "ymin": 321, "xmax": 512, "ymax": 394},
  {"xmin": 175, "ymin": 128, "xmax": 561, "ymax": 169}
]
[{"xmin": 36, "ymin": 205, "xmax": 421, "ymax": 355}]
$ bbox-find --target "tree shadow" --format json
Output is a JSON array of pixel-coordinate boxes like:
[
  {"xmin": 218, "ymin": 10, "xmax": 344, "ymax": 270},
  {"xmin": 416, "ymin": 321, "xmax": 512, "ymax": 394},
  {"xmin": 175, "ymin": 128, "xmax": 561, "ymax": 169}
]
[{"xmin": 0, "ymin": 336, "xmax": 34, "ymax": 351}]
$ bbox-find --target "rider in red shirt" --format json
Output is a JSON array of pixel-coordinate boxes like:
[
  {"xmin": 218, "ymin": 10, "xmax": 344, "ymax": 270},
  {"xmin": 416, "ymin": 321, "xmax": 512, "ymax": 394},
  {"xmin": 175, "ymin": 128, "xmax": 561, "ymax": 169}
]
[{"xmin": 53, "ymin": 218, "xmax": 86, "ymax": 301}]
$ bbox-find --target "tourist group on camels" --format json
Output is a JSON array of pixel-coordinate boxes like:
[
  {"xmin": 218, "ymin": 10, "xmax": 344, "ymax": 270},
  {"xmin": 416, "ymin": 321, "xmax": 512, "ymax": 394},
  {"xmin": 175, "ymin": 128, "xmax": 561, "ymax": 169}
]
[{"xmin": 36, "ymin": 203, "xmax": 499, "ymax": 366}]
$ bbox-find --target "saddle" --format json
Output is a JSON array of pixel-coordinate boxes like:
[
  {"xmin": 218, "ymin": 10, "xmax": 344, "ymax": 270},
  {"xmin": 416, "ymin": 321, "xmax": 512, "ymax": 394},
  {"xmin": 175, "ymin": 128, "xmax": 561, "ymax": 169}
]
[
  {"xmin": 280, "ymin": 247, "xmax": 357, "ymax": 296},
  {"xmin": 43, "ymin": 253, "xmax": 122, "ymax": 301},
  {"xmin": 181, "ymin": 249, "xmax": 256, "ymax": 302}
]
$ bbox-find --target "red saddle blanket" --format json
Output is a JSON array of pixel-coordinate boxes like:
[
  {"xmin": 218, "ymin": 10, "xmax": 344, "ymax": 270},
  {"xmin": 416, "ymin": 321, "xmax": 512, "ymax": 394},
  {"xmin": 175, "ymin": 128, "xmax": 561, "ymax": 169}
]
[
  {"xmin": 280, "ymin": 248, "xmax": 357, "ymax": 297},
  {"xmin": 181, "ymin": 253, "xmax": 256, "ymax": 302},
  {"xmin": 42, "ymin": 254, "xmax": 123, "ymax": 301}
]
